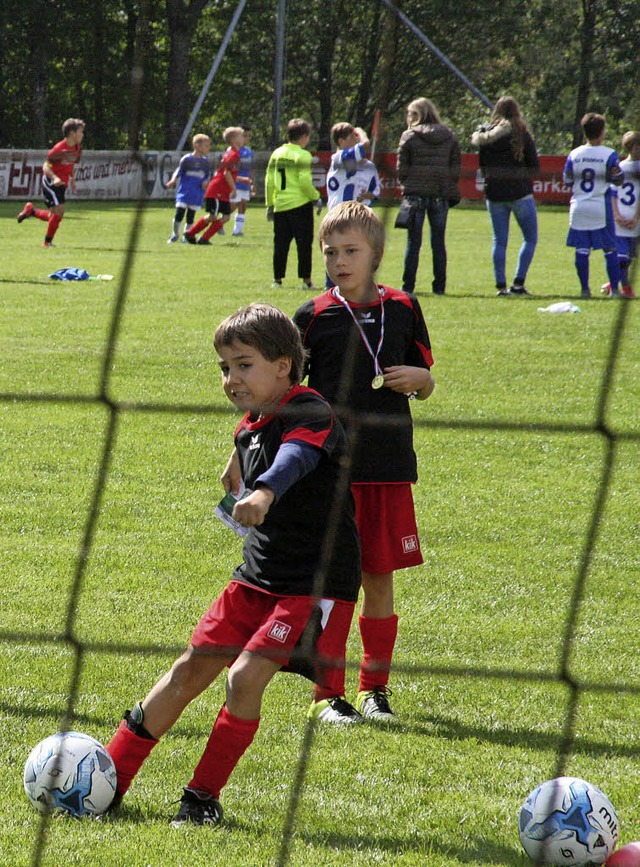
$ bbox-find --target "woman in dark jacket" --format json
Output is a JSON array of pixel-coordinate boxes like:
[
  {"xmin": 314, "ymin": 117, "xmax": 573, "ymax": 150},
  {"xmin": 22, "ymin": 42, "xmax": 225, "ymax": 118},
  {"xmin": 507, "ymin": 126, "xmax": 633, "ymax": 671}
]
[
  {"xmin": 397, "ymin": 97, "xmax": 460, "ymax": 295},
  {"xmin": 471, "ymin": 96, "xmax": 539, "ymax": 296}
]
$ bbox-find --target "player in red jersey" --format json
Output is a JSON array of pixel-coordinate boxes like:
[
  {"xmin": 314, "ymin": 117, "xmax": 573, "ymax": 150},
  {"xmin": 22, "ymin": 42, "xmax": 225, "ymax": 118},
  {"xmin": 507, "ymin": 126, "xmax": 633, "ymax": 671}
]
[
  {"xmin": 294, "ymin": 201, "xmax": 435, "ymax": 724},
  {"xmin": 105, "ymin": 303, "xmax": 360, "ymax": 825},
  {"xmin": 185, "ymin": 127, "xmax": 250, "ymax": 245},
  {"xmin": 17, "ymin": 118, "xmax": 85, "ymax": 247}
]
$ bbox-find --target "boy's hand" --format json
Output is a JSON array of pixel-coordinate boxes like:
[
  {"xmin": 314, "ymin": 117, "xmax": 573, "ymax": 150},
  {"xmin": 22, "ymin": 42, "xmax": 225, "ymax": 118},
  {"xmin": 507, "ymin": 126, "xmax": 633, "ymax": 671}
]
[
  {"xmin": 382, "ymin": 366, "xmax": 435, "ymax": 400},
  {"xmin": 221, "ymin": 448, "xmax": 242, "ymax": 496},
  {"xmin": 232, "ymin": 487, "xmax": 275, "ymax": 527},
  {"xmin": 266, "ymin": 206, "xmax": 274, "ymax": 222}
]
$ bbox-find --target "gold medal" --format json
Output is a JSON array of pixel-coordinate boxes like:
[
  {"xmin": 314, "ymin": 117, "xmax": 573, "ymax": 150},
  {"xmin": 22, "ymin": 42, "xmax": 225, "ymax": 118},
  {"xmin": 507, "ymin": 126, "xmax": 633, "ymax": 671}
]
[{"xmin": 371, "ymin": 374, "xmax": 385, "ymax": 390}]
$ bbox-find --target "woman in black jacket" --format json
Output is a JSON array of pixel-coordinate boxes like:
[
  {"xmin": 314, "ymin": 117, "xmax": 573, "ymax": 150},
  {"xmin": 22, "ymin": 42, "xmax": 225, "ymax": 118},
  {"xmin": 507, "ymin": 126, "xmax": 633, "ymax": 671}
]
[
  {"xmin": 397, "ymin": 98, "xmax": 460, "ymax": 295},
  {"xmin": 471, "ymin": 97, "xmax": 540, "ymax": 296}
]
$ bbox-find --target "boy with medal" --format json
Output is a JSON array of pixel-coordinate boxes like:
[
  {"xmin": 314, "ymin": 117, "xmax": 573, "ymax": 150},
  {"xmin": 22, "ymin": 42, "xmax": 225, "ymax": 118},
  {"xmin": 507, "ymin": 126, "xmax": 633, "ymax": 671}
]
[{"xmin": 293, "ymin": 201, "xmax": 435, "ymax": 723}]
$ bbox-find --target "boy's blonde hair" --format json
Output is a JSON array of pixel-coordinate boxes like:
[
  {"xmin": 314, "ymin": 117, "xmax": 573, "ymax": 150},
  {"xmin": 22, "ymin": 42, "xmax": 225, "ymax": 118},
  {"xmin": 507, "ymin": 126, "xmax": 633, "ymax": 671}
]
[
  {"xmin": 621, "ymin": 130, "xmax": 640, "ymax": 153},
  {"xmin": 223, "ymin": 126, "xmax": 244, "ymax": 144},
  {"xmin": 192, "ymin": 133, "xmax": 211, "ymax": 147},
  {"xmin": 318, "ymin": 201, "xmax": 385, "ymax": 268}
]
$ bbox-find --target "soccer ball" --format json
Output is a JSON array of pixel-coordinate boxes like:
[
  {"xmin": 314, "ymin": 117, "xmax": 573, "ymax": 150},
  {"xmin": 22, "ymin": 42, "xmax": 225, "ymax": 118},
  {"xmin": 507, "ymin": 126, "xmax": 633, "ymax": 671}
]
[
  {"xmin": 518, "ymin": 776, "xmax": 618, "ymax": 865},
  {"xmin": 23, "ymin": 731, "xmax": 117, "ymax": 817}
]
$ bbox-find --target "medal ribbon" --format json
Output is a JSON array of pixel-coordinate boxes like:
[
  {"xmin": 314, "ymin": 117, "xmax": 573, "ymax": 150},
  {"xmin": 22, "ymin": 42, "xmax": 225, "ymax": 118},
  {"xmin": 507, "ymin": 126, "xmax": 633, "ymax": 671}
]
[{"xmin": 332, "ymin": 285, "xmax": 385, "ymax": 378}]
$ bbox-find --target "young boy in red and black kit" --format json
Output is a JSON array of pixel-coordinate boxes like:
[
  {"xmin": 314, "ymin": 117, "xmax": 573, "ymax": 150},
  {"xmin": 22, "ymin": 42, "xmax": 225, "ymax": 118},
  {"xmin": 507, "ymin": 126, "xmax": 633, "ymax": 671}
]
[
  {"xmin": 106, "ymin": 303, "xmax": 360, "ymax": 826},
  {"xmin": 17, "ymin": 117, "xmax": 85, "ymax": 247},
  {"xmin": 186, "ymin": 126, "xmax": 250, "ymax": 245},
  {"xmin": 293, "ymin": 201, "xmax": 435, "ymax": 724}
]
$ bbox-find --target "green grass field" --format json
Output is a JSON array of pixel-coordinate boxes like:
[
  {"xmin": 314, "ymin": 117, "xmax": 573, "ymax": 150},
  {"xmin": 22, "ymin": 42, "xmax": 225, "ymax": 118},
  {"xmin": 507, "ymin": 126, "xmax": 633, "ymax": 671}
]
[{"xmin": 1, "ymin": 200, "xmax": 639, "ymax": 866}]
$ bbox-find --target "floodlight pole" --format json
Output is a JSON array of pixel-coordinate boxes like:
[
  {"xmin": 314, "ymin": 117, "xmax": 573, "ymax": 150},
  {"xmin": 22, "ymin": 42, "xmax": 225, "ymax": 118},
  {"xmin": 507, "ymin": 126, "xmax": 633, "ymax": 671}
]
[
  {"xmin": 271, "ymin": 0, "xmax": 287, "ymax": 148},
  {"xmin": 175, "ymin": 0, "xmax": 249, "ymax": 153},
  {"xmin": 378, "ymin": 0, "xmax": 493, "ymax": 109}
]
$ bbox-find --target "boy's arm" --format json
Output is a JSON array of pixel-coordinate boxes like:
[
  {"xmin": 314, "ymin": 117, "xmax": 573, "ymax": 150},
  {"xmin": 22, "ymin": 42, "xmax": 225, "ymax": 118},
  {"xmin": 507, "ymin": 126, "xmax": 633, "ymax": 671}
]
[
  {"xmin": 220, "ymin": 447, "xmax": 242, "ymax": 495},
  {"xmin": 563, "ymin": 155, "xmax": 574, "ymax": 187},
  {"xmin": 232, "ymin": 441, "xmax": 322, "ymax": 527},
  {"xmin": 224, "ymin": 169, "xmax": 237, "ymax": 196},
  {"xmin": 606, "ymin": 152, "xmax": 624, "ymax": 186}
]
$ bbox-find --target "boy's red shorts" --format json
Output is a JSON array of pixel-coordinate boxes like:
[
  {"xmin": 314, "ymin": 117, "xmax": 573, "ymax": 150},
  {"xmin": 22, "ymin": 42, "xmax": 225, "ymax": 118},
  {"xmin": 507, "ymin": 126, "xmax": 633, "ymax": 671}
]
[
  {"xmin": 351, "ymin": 482, "xmax": 423, "ymax": 575},
  {"xmin": 190, "ymin": 581, "xmax": 355, "ymax": 696}
]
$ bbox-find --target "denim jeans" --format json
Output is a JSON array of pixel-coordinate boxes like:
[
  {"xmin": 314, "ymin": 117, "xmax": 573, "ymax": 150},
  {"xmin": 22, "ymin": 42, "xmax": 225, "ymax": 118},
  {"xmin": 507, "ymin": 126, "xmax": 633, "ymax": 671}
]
[
  {"xmin": 402, "ymin": 197, "xmax": 449, "ymax": 293},
  {"xmin": 487, "ymin": 195, "xmax": 538, "ymax": 288}
]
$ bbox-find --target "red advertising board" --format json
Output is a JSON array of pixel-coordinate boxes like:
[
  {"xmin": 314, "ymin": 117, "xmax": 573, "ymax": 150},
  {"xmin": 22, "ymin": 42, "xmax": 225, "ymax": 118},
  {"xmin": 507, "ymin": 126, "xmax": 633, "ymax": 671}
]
[{"xmin": 312, "ymin": 153, "xmax": 571, "ymax": 205}]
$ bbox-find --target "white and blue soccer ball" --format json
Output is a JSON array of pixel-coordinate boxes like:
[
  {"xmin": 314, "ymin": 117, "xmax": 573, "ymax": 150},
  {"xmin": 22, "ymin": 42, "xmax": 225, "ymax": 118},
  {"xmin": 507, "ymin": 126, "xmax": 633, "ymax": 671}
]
[
  {"xmin": 518, "ymin": 776, "xmax": 618, "ymax": 865},
  {"xmin": 23, "ymin": 731, "xmax": 117, "ymax": 817}
]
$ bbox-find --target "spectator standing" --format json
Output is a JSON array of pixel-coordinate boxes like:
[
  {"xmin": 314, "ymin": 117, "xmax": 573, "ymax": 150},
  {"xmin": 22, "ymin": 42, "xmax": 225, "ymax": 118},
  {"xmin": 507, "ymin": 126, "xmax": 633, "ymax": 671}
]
[
  {"xmin": 471, "ymin": 97, "xmax": 540, "ymax": 297},
  {"xmin": 396, "ymin": 98, "xmax": 460, "ymax": 295}
]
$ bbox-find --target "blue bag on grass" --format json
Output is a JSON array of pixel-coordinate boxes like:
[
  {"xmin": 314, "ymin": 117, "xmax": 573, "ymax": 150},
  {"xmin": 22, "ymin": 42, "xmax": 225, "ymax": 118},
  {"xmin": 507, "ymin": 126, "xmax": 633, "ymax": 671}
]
[{"xmin": 49, "ymin": 267, "xmax": 91, "ymax": 281}]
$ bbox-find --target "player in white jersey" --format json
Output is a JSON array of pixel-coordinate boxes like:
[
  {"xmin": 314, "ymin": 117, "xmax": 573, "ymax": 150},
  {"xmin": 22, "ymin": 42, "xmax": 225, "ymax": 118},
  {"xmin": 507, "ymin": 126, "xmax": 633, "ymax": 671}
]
[
  {"xmin": 602, "ymin": 130, "xmax": 640, "ymax": 297},
  {"xmin": 326, "ymin": 123, "xmax": 381, "ymax": 211},
  {"xmin": 563, "ymin": 113, "xmax": 623, "ymax": 298}
]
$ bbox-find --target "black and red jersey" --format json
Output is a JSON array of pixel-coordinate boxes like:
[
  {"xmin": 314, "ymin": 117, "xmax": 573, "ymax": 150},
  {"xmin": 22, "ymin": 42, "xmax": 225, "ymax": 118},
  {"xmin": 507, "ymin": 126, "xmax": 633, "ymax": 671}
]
[
  {"xmin": 232, "ymin": 384, "xmax": 360, "ymax": 602},
  {"xmin": 293, "ymin": 286, "xmax": 433, "ymax": 483}
]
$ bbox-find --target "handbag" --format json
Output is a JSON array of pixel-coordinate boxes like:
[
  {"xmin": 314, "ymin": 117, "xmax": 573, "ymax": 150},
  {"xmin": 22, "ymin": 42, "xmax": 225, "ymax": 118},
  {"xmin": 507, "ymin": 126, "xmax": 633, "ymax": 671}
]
[{"xmin": 394, "ymin": 198, "xmax": 414, "ymax": 229}]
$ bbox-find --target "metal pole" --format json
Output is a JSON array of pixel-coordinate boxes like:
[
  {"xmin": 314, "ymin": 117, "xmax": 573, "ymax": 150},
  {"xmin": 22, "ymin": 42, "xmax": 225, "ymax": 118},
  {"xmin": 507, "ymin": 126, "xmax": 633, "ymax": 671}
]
[
  {"xmin": 176, "ymin": 0, "xmax": 249, "ymax": 152},
  {"xmin": 271, "ymin": 0, "xmax": 287, "ymax": 148},
  {"xmin": 378, "ymin": 0, "xmax": 493, "ymax": 109}
]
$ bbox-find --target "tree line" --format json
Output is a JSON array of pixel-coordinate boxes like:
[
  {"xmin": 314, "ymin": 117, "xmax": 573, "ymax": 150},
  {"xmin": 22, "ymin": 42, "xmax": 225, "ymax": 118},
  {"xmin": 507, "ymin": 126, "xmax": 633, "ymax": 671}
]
[{"xmin": 1, "ymin": 0, "xmax": 638, "ymax": 156}]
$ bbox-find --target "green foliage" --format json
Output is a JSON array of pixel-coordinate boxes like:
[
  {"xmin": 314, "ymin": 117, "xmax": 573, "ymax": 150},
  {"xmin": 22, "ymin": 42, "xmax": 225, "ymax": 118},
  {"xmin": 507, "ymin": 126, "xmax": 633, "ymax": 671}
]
[{"xmin": 1, "ymin": 201, "xmax": 639, "ymax": 865}]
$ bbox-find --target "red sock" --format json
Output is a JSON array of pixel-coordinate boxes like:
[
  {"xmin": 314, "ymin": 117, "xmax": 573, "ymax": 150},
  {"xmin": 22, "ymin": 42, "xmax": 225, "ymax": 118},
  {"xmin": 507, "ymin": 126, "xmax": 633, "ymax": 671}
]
[
  {"xmin": 46, "ymin": 213, "xmax": 62, "ymax": 241},
  {"xmin": 358, "ymin": 614, "xmax": 398, "ymax": 692},
  {"xmin": 105, "ymin": 720, "xmax": 158, "ymax": 797},
  {"xmin": 187, "ymin": 217, "xmax": 207, "ymax": 238},
  {"xmin": 201, "ymin": 219, "xmax": 223, "ymax": 241},
  {"xmin": 34, "ymin": 209, "xmax": 50, "ymax": 222},
  {"xmin": 188, "ymin": 705, "xmax": 259, "ymax": 798}
]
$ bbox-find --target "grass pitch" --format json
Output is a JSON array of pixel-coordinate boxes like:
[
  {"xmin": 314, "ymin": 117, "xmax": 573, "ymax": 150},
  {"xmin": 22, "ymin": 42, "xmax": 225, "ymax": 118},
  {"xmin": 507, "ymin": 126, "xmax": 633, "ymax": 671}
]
[{"xmin": 1, "ymin": 200, "xmax": 639, "ymax": 866}]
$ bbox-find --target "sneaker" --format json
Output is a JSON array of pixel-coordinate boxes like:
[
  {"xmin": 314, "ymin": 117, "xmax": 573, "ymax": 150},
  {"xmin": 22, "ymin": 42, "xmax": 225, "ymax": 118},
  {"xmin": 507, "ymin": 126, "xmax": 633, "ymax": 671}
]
[
  {"xmin": 171, "ymin": 787, "xmax": 223, "ymax": 828},
  {"xmin": 17, "ymin": 202, "xmax": 34, "ymax": 223},
  {"xmin": 185, "ymin": 233, "xmax": 197, "ymax": 244},
  {"xmin": 601, "ymin": 282, "xmax": 612, "ymax": 296},
  {"xmin": 271, "ymin": 279, "xmax": 283, "ymax": 288},
  {"xmin": 42, "ymin": 240, "xmax": 55, "ymax": 248},
  {"xmin": 496, "ymin": 287, "xmax": 511, "ymax": 296},
  {"xmin": 307, "ymin": 696, "xmax": 363, "ymax": 724},
  {"xmin": 197, "ymin": 238, "xmax": 212, "ymax": 245},
  {"xmin": 620, "ymin": 284, "xmax": 636, "ymax": 298},
  {"xmin": 355, "ymin": 687, "xmax": 396, "ymax": 722},
  {"xmin": 180, "ymin": 236, "xmax": 189, "ymax": 243},
  {"xmin": 218, "ymin": 228, "xmax": 225, "ymax": 236},
  {"xmin": 301, "ymin": 281, "xmax": 320, "ymax": 292},
  {"xmin": 509, "ymin": 284, "xmax": 532, "ymax": 296},
  {"xmin": 232, "ymin": 231, "xmax": 244, "ymax": 237},
  {"xmin": 167, "ymin": 234, "xmax": 179, "ymax": 244},
  {"xmin": 580, "ymin": 288, "xmax": 592, "ymax": 299}
]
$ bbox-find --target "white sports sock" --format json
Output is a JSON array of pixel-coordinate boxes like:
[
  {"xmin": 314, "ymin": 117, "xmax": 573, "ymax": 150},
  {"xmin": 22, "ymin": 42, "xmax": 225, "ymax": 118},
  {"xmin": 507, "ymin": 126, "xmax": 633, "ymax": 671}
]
[{"xmin": 233, "ymin": 214, "xmax": 246, "ymax": 235}]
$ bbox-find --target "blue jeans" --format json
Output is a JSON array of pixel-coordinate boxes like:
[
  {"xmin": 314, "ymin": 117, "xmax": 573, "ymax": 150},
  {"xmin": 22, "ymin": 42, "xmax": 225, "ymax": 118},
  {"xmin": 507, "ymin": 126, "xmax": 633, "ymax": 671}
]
[
  {"xmin": 402, "ymin": 197, "xmax": 449, "ymax": 293},
  {"xmin": 487, "ymin": 195, "xmax": 538, "ymax": 288}
]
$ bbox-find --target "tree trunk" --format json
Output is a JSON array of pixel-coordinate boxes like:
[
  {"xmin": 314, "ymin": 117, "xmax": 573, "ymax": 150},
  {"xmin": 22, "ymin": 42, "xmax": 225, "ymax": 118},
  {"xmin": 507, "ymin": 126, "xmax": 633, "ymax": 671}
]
[
  {"xmin": 572, "ymin": 0, "xmax": 597, "ymax": 148},
  {"xmin": 164, "ymin": 0, "xmax": 209, "ymax": 150}
]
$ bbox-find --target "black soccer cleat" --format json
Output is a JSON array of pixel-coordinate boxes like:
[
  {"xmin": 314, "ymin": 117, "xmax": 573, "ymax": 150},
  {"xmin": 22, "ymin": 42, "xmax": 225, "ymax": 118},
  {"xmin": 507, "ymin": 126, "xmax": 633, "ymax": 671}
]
[{"xmin": 171, "ymin": 787, "xmax": 223, "ymax": 827}]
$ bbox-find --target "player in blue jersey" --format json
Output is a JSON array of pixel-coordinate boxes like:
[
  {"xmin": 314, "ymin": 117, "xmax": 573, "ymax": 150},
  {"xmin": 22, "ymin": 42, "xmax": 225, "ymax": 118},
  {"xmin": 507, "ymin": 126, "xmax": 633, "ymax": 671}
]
[
  {"xmin": 230, "ymin": 126, "xmax": 255, "ymax": 236},
  {"xmin": 165, "ymin": 134, "xmax": 212, "ymax": 243},
  {"xmin": 563, "ymin": 113, "xmax": 624, "ymax": 298},
  {"xmin": 326, "ymin": 123, "xmax": 381, "ymax": 212},
  {"xmin": 602, "ymin": 131, "xmax": 640, "ymax": 298}
]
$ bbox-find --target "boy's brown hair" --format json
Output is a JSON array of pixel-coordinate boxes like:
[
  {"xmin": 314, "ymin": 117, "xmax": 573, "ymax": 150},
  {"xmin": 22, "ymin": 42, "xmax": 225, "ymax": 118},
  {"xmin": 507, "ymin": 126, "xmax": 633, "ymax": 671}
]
[
  {"xmin": 621, "ymin": 130, "xmax": 640, "ymax": 154},
  {"xmin": 331, "ymin": 122, "xmax": 355, "ymax": 147},
  {"xmin": 318, "ymin": 201, "xmax": 385, "ymax": 269},
  {"xmin": 287, "ymin": 118, "xmax": 311, "ymax": 142},
  {"xmin": 62, "ymin": 118, "xmax": 85, "ymax": 137},
  {"xmin": 581, "ymin": 112, "xmax": 606, "ymax": 141},
  {"xmin": 214, "ymin": 304, "xmax": 306, "ymax": 384}
]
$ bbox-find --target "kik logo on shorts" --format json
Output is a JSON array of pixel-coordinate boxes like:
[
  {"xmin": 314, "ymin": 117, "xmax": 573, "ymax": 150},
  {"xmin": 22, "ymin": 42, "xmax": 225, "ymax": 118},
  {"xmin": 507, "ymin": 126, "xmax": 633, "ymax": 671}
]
[
  {"xmin": 402, "ymin": 535, "xmax": 419, "ymax": 554},
  {"xmin": 267, "ymin": 620, "xmax": 291, "ymax": 643}
]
